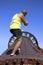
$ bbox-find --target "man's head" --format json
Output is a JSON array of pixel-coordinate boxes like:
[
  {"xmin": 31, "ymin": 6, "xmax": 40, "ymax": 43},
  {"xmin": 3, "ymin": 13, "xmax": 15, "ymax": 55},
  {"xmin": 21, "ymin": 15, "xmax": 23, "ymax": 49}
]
[{"xmin": 21, "ymin": 10, "xmax": 27, "ymax": 16}]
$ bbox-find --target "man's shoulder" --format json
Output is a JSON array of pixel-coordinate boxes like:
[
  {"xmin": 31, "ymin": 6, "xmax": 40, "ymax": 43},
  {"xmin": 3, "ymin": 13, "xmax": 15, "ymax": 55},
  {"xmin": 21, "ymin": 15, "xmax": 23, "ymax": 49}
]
[
  {"xmin": 12, "ymin": 13, "xmax": 18, "ymax": 19},
  {"xmin": 18, "ymin": 13, "xmax": 24, "ymax": 18}
]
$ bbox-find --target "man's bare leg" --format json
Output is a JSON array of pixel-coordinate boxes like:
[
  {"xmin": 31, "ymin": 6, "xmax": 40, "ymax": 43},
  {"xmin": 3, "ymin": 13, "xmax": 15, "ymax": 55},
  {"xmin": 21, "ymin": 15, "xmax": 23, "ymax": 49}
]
[{"xmin": 11, "ymin": 37, "xmax": 22, "ymax": 55}]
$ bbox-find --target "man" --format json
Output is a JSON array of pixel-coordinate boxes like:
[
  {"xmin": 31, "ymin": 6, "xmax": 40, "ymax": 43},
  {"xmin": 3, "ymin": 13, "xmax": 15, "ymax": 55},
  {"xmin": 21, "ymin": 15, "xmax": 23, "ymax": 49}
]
[{"xmin": 10, "ymin": 10, "xmax": 28, "ymax": 56}]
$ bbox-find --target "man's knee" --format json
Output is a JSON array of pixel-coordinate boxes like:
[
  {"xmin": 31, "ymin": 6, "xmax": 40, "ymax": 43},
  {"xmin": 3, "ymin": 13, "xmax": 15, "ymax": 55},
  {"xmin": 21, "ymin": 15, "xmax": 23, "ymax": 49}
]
[{"xmin": 17, "ymin": 36, "xmax": 22, "ymax": 41}]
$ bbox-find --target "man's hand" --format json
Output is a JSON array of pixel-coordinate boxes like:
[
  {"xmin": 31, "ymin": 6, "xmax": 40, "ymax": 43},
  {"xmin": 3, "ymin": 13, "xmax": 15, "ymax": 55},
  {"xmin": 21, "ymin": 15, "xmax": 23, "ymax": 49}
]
[{"xmin": 25, "ymin": 21, "xmax": 28, "ymax": 26}]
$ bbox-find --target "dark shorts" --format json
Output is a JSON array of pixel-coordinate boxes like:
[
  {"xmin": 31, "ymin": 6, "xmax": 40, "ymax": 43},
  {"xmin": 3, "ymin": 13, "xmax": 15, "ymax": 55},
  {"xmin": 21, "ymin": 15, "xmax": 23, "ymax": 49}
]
[{"xmin": 10, "ymin": 29, "xmax": 22, "ymax": 39}]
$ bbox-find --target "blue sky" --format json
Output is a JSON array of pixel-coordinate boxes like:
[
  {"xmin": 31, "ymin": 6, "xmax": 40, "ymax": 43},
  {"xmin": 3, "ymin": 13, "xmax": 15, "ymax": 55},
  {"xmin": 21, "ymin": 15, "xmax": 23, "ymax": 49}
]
[{"xmin": 0, "ymin": 0, "xmax": 43, "ymax": 55}]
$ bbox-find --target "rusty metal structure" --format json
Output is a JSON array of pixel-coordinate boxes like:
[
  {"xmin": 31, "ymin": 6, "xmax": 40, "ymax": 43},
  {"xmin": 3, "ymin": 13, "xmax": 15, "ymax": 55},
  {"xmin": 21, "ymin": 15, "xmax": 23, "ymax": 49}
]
[{"xmin": 0, "ymin": 31, "xmax": 43, "ymax": 65}]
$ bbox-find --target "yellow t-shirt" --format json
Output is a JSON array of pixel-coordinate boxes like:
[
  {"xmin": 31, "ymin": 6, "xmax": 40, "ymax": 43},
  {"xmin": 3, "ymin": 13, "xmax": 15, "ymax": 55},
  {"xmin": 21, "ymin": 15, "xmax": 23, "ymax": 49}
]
[{"xmin": 10, "ymin": 14, "xmax": 22, "ymax": 29}]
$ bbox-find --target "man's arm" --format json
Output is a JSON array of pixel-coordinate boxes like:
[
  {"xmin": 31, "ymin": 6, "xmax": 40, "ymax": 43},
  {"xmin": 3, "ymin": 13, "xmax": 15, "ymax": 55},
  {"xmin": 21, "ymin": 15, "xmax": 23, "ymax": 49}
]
[
  {"xmin": 19, "ymin": 14, "xmax": 28, "ymax": 26},
  {"xmin": 21, "ymin": 17, "xmax": 28, "ymax": 26}
]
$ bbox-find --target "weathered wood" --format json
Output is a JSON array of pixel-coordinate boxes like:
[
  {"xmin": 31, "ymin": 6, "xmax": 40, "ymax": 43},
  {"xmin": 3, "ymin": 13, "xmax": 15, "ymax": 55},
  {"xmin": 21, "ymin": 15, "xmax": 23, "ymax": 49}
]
[{"xmin": 0, "ymin": 31, "xmax": 43, "ymax": 65}]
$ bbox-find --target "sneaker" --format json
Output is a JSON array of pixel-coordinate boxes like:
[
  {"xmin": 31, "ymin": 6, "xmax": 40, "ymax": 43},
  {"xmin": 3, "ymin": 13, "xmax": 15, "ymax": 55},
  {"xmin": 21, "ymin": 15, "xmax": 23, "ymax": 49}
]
[
  {"xmin": 18, "ymin": 48, "xmax": 21, "ymax": 53},
  {"xmin": 10, "ymin": 52, "xmax": 16, "ymax": 56}
]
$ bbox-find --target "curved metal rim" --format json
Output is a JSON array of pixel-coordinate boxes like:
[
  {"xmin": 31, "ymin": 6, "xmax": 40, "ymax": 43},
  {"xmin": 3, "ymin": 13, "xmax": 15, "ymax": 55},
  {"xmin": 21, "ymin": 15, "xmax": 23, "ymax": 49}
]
[
  {"xmin": 22, "ymin": 31, "xmax": 38, "ymax": 45},
  {"xmin": 8, "ymin": 31, "xmax": 39, "ymax": 47}
]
